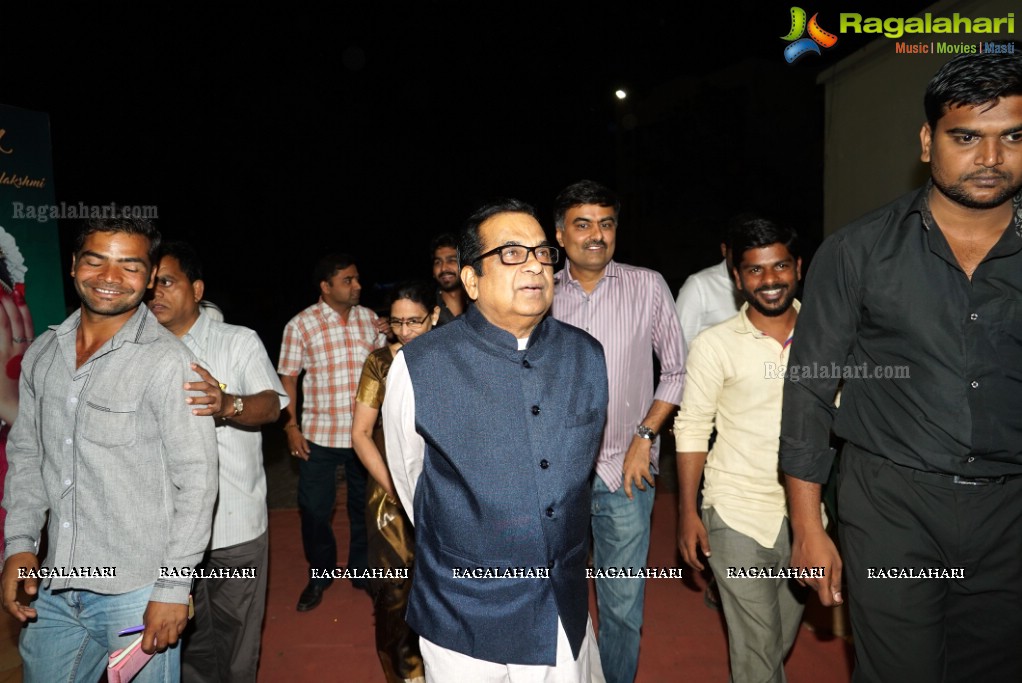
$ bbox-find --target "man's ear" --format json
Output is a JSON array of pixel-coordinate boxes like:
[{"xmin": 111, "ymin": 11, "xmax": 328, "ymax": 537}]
[
  {"xmin": 732, "ymin": 266, "xmax": 744, "ymax": 291},
  {"xmin": 319, "ymin": 279, "xmax": 330, "ymax": 296},
  {"xmin": 920, "ymin": 122, "xmax": 933, "ymax": 163},
  {"xmin": 555, "ymin": 228, "xmax": 565, "ymax": 247},
  {"xmin": 193, "ymin": 279, "xmax": 206, "ymax": 303},
  {"xmin": 461, "ymin": 265, "xmax": 479, "ymax": 301},
  {"xmin": 70, "ymin": 254, "xmax": 77, "ymax": 278},
  {"xmin": 430, "ymin": 305, "xmax": 441, "ymax": 326},
  {"xmin": 795, "ymin": 257, "xmax": 803, "ymax": 282}
]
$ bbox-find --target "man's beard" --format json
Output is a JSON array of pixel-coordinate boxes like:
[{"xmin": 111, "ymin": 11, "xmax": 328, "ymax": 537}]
[
  {"xmin": 932, "ymin": 171, "xmax": 1022, "ymax": 210},
  {"xmin": 436, "ymin": 272, "xmax": 460, "ymax": 292},
  {"xmin": 742, "ymin": 284, "xmax": 797, "ymax": 318}
]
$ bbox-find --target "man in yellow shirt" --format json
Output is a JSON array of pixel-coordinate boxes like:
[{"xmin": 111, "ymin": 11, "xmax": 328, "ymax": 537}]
[{"xmin": 675, "ymin": 216, "xmax": 804, "ymax": 682}]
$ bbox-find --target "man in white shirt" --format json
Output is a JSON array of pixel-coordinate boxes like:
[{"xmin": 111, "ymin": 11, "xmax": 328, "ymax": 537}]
[
  {"xmin": 675, "ymin": 217, "xmax": 805, "ymax": 682},
  {"xmin": 150, "ymin": 241, "xmax": 288, "ymax": 683},
  {"xmin": 674, "ymin": 225, "xmax": 743, "ymax": 611},
  {"xmin": 675, "ymin": 231, "xmax": 741, "ymax": 352}
]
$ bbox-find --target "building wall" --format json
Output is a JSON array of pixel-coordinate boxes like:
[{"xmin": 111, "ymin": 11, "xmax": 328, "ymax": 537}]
[{"xmin": 819, "ymin": 0, "xmax": 1017, "ymax": 234}]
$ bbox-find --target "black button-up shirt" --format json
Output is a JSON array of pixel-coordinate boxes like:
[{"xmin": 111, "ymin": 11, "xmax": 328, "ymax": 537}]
[{"xmin": 781, "ymin": 184, "xmax": 1022, "ymax": 483}]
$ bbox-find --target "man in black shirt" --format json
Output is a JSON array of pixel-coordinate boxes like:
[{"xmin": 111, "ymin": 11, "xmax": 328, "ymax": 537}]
[{"xmin": 780, "ymin": 52, "xmax": 1022, "ymax": 682}]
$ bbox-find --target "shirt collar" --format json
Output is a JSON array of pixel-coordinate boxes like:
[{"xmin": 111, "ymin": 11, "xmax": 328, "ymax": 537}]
[
  {"xmin": 464, "ymin": 304, "xmax": 551, "ymax": 360},
  {"xmin": 733, "ymin": 299, "xmax": 800, "ymax": 337},
  {"xmin": 181, "ymin": 309, "xmax": 211, "ymax": 354},
  {"xmin": 53, "ymin": 304, "xmax": 164, "ymax": 368},
  {"xmin": 910, "ymin": 180, "xmax": 933, "ymax": 229},
  {"xmin": 914, "ymin": 180, "xmax": 1022, "ymax": 239},
  {"xmin": 56, "ymin": 302, "xmax": 159, "ymax": 340},
  {"xmin": 316, "ymin": 298, "xmax": 342, "ymax": 321},
  {"xmin": 559, "ymin": 259, "xmax": 621, "ymax": 286},
  {"xmin": 714, "ymin": 259, "xmax": 730, "ymax": 279}
]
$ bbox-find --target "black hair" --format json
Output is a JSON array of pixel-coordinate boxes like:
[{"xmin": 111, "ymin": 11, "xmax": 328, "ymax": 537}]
[
  {"xmin": 430, "ymin": 233, "xmax": 458, "ymax": 257},
  {"xmin": 552, "ymin": 179, "xmax": 621, "ymax": 230},
  {"xmin": 158, "ymin": 240, "xmax": 204, "ymax": 283},
  {"xmin": 459, "ymin": 198, "xmax": 538, "ymax": 275},
  {"xmin": 75, "ymin": 217, "xmax": 162, "ymax": 266},
  {"xmin": 924, "ymin": 52, "xmax": 1022, "ymax": 130},
  {"xmin": 728, "ymin": 216, "xmax": 799, "ymax": 266},
  {"xmin": 388, "ymin": 280, "xmax": 434, "ymax": 310},
  {"xmin": 312, "ymin": 253, "xmax": 355, "ymax": 288}
]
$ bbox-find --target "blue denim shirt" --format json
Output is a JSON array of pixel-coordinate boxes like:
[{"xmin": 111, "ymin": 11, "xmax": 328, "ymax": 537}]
[{"xmin": 3, "ymin": 305, "xmax": 218, "ymax": 604}]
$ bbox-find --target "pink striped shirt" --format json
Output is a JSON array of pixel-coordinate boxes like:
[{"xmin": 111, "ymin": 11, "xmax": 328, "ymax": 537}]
[{"xmin": 552, "ymin": 260, "xmax": 686, "ymax": 491}]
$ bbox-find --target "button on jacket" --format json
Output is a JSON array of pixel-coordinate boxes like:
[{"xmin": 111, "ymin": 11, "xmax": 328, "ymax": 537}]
[{"xmin": 385, "ymin": 305, "xmax": 608, "ymax": 665}]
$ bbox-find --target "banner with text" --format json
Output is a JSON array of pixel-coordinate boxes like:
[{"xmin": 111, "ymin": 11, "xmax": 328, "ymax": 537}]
[{"xmin": 0, "ymin": 103, "xmax": 65, "ymax": 334}]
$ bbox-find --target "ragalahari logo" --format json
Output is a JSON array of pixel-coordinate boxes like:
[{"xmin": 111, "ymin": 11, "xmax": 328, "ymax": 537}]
[{"xmin": 781, "ymin": 7, "xmax": 838, "ymax": 63}]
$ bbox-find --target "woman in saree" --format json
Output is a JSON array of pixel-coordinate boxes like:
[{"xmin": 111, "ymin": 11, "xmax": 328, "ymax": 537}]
[{"xmin": 352, "ymin": 281, "xmax": 440, "ymax": 683}]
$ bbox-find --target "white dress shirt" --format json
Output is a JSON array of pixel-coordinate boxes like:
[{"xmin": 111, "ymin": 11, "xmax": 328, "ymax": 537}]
[
  {"xmin": 675, "ymin": 259, "xmax": 741, "ymax": 353},
  {"xmin": 182, "ymin": 311, "xmax": 289, "ymax": 549}
]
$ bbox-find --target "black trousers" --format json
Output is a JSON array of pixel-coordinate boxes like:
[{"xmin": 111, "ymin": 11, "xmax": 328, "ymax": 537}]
[
  {"xmin": 182, "ymin": 531, "xmax": 269, "ymax": 683},
  {"xmin": 839, "ymin": 446, "xmax": 1022, "ymax": 683}
]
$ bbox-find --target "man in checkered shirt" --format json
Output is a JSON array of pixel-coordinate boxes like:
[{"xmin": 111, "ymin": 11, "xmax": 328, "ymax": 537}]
[{"xmin": 278, "ymin": 253, "xmax": 388, "ymax": 612}]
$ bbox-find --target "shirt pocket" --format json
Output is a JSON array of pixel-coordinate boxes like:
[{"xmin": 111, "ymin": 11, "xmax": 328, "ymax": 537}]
[
  {"xmin": 566, "ymin": 407, "xmax": 601, "ymax": 428},
  {"xmin": 80, "ymin": 400, "xmax": 139, "ymax": 447},
  {"xmin": 563, "ymin": 407, "xmax": 604, "ymax": 467}
]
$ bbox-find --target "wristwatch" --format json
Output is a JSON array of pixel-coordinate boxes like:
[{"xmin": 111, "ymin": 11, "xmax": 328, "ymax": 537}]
[
  {"xmin": 232, "ymin": 395, "xmax": 244, "ymax": 417},
  {"xmin": 635, "ymin": 425, "xmax": 655, "ymax": 440}
]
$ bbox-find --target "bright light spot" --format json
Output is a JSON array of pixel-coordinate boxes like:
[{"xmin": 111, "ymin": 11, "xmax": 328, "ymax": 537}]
[{"xmin": 615, "ymin": 90, "xmax": 627, "ymax": 100}]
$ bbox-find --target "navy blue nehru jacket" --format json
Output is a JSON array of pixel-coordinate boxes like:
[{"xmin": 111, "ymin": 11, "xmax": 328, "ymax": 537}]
[{"xmin": 401, "ymin": 304, "xmax": 608, "ymax": 666}]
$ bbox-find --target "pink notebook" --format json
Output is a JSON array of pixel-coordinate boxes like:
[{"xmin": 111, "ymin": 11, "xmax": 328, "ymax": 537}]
[{"xmin": 107, "ymin": 634, "xmax": 153, "ymax": 683}]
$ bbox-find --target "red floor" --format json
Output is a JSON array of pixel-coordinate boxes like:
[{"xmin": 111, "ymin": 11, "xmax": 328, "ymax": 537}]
[{"xmin": 259, "ymin": 489, "xmax": 854, "ymax": 682}]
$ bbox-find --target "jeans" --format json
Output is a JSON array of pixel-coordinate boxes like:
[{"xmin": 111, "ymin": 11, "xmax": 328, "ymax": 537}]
[
  {"xmin": 20, "ymin": 583, "xmax": 179, "ymax": 683},
  {"xmin": 591, "ymin": 473, "xmax": 655, "ymax": 683},
  {"xmin": 298, "ymin": 442, "xmax": 369, "ymax": 586}
]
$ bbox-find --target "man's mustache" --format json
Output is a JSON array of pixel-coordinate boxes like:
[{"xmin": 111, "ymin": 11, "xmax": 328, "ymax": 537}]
[{"xmin": 754, "ymin": 284, "xmax": 788, "ymax": 294}]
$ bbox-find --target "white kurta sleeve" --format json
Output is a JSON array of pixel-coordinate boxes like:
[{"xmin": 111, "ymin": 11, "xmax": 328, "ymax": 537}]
[{"xmin": 382, "ymin": 351, "xmax": 425, "ymax": 524}]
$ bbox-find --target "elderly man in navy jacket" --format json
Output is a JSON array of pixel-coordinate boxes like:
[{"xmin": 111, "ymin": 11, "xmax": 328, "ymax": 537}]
[{"xmin": 385, "ymin": 198, "xmax": 608, "ymax": 682}]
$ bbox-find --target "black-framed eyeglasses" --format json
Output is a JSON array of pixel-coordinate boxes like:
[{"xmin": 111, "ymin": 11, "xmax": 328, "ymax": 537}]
[
  {"xmin": 389, "ymin": 316, "xmax": 429, "ymax": 329},
  {"xmin": 473, "ymin": 244, "xmax": 560, "ymax": 266}
]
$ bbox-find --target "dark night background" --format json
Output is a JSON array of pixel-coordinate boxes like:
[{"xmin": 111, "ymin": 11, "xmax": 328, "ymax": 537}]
[{"xmin": 1, "ymin": 1, "xmax": 930, "ymax": 358}]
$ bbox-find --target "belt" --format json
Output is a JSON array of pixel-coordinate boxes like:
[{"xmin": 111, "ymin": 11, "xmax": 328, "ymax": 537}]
[
  {"xmin": 850, "ymin": 445, "xmax": 1022, "ymax": 486},
  {"xmin": 923, "ymin": 472, "xmax": 1022, "ymax": 486}
]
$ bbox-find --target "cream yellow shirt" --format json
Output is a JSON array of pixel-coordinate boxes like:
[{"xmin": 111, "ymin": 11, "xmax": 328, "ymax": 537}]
[{"xmin": 674, "ymin": 301, "xmax": 799, "ymax": 548}]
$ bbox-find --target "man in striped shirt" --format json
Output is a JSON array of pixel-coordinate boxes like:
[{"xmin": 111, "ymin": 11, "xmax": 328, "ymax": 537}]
[
  {"xmin": 278, "ymin": 254, "xmax": 388, "ymax": 612},
  {"xmin": 551, "ymin": 180, "xmax": 686, "ymax": 683},
  {"xmin": 150, "ymin": 241, "xmax": 288, "ymax": 682}
]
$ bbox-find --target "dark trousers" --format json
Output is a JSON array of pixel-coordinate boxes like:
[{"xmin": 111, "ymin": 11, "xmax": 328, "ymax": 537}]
[
  {"xmin": 182, "ymin": 531, "xmax": 269, "ymax": 683},
  {"xmin": 839, "ymin": 446, "xmax": 1022, "ymax": 683},
  {"xmin": 298, "ymin": 442, "xmax": 369, "ymax": 586}
]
